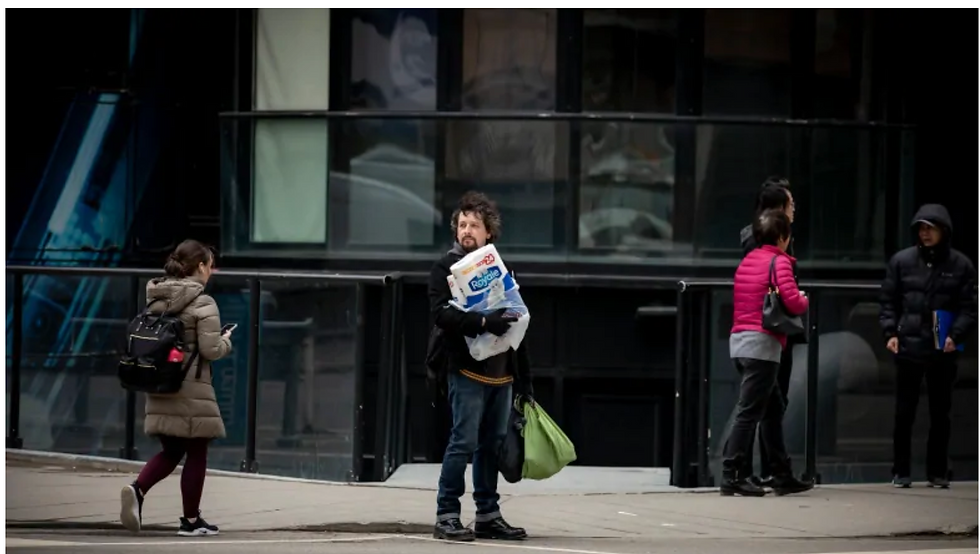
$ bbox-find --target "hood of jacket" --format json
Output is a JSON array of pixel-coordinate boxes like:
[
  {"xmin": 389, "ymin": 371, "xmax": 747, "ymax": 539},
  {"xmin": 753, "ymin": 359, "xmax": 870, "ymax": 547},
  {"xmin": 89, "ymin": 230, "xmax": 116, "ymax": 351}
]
[
  {"xmin": 911, "ymin": 203, "xmax": 953, "ymax": 235},
  {"xmin": 911, "ymin": 204, "xmax": 953, "ymax": 262},
  {"xmin": 146, "ymin": 276, "xmax": 205, "ymax": 314}
]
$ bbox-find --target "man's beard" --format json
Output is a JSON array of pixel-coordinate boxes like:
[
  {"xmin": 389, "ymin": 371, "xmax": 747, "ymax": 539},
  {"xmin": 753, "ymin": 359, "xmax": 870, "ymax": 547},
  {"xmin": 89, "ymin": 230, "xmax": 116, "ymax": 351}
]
[{"xmin": 460, "ymin": 237, "xmax": 478, "ymax": 252}]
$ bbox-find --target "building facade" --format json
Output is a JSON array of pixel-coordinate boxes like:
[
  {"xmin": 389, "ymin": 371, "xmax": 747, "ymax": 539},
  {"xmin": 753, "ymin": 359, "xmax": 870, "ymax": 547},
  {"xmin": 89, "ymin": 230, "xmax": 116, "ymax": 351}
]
[{"xmin": 6, "ymin": 9, "xmax": 978, "ymax": 485}]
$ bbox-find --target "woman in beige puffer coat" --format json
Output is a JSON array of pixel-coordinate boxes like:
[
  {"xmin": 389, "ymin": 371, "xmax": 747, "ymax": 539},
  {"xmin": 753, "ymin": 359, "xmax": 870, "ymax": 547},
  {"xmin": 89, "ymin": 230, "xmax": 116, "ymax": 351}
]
[{"xmin": 119, "ymin": 240, "xmax": 232, "ymax": 537}]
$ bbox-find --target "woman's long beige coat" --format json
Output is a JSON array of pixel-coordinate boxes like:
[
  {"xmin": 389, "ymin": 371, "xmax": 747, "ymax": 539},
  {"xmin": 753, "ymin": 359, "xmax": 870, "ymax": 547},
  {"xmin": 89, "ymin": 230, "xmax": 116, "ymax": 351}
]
[{"xmin": 142, "ymin": 276, "xmax": 232, "ymax": 439}]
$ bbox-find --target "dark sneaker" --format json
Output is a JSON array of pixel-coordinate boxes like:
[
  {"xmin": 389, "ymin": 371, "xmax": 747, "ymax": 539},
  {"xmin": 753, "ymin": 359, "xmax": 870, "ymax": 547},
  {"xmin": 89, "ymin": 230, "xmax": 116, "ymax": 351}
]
[
  {"xmin": 474, "ymin": 516, "xmax": 527, "ymax": 540},
  {"xmin": 892, "ymin": 475, "xmax": 912, "ymax": 488},
  {"xmin": 177, "ymin": 513, "xmax": 219, "ymax": 537},
  {"xmin": 120, "ymin": 482, "xmax": 143, "ymax": 533},
  {"xmin": 771, "ymin": 475, "xmax": 815, "ymax": 496},
  {"xmin": 927, "ymin": 476, "xmax": 950, "ymax": 489},
  {"xmin": 433, "ymin": 517, "xmax": 475, "ymax": 541},
  {"xmin": 720, "ymin": 478, "xmax": 767, "ymax": 497}
]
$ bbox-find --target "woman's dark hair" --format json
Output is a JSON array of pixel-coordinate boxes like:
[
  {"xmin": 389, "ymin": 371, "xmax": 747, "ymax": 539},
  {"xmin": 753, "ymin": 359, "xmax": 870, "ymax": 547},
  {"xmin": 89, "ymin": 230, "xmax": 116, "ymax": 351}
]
[
  {"xmin": 451, "ymin": 190, "xmax": 502, "ymax": 242},
  {"xmin": 754, "ymin": 176, "xmax": 791, "ymax": 214},
  {"xmin": 163, "ymin": 240, "xmax": 214, "ymax": 278},
  {"xmin": 752, "ymin": 209, "xmax": 792, "ymax": 247}
]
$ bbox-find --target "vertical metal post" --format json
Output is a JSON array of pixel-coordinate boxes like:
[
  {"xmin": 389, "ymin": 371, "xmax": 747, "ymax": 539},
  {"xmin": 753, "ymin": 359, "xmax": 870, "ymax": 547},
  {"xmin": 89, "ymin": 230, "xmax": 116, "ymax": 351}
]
[
  {"xmin": 696, "ymin": 290, "xmax": 711, "ymax": 487},
  {"xmin": 671, "ymin": 285, "xmax": 686, "ymax": 487},
  {"xmin": 374, "ymin": 283, "xmax": 395, "ymax": 481},
  {"xmin": 349, "ymin": 283, "xmax": 367, "ymax": 482},
  {"xmin": 803, "ymin": 290, "xmax": 820, "ymax": 483},
  {"xmin": 392, "ymin": 279, "xmax": 408, "ymax": 470},
  {"xmin": 7, "ymin": 272, "xmax": 24, "ymax": 449},
  {"xmin": 120, "ymin": 275, "xmax": 140, "ymax": 460},
  {"xmin": 240, "ymin": 278, "xmax": 261, "ymax": 473}
]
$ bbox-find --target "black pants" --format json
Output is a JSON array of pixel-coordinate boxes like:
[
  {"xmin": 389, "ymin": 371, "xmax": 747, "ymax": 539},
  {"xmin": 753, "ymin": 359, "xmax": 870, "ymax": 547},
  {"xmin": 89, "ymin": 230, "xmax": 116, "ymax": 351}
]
[
  {"xmin": 722, "ymin": 357, "xmax": 791, "ymax": 480},
  {"xmin": 893, "ymin": 355, "xmax": 957, "ymax": 478},
  {"xmin": 753, "ymin": 347, "xmax": 793, "ymax": 477}
]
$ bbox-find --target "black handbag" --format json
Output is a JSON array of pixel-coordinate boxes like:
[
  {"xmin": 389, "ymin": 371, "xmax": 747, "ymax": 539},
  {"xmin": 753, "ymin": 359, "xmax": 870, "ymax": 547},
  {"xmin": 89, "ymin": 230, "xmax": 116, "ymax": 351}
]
[
  {"xmin": 498, "ymin": 396, "xmax": 528, "ymax": 484},
  {"xmin": 762, "ymin": 255, "xmax": 807, "ymax": 337}
]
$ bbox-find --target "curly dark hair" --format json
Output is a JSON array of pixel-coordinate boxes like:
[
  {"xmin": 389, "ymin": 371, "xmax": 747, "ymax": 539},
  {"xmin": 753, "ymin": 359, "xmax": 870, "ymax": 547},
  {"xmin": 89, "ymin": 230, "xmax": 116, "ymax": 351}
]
[{"xmin": 451, "ymin": 190, "xmax": 501, "ymax": 242}]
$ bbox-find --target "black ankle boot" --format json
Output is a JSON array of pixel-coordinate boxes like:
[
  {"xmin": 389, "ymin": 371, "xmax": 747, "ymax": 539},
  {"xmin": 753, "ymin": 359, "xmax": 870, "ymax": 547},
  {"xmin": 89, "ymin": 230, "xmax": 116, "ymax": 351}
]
[
  {"xmin": 720, "ymin": 477, "xmax": 767, "ymax": 497},
  {"xmin": 770, "ymin": 474, "xmax": 814, "ymax": 496},
  {"xmin": 474, "ymin": 517, "xmax": 527, "ymax": 540}
]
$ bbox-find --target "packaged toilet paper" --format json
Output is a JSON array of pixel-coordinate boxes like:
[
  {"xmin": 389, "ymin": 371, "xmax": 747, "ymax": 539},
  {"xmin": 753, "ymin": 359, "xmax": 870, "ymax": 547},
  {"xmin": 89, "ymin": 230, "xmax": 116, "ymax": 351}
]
[
  {"xmin": 446, "ymin": 274, "xmax": 467, "ymax": 306},
  {"xmin": 449, "ymin": 244, "xmax": 517, "ymax": 309},
  {"xmin": 447, "ymin": 244, "xmax": 530, "ymax": 361}
]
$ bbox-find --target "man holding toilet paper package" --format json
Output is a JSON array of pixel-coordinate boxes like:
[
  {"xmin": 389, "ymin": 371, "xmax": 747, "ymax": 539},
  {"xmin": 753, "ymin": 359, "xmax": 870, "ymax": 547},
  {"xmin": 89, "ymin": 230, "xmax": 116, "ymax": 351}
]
[{"xmin": 428, "ymin": 191, "xmax": 532, "ymax": 542}]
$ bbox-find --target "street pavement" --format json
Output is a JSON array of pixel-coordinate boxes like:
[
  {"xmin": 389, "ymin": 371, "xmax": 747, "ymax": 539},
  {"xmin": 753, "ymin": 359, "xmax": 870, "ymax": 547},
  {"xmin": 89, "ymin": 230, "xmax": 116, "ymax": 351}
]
[
  {"xmin": 5, "ymin": 531, "xmax": 978, "ymax": 554},
  {"xmin": 6, "ymin": 450, "xmax": 978, "ymax": 554}
]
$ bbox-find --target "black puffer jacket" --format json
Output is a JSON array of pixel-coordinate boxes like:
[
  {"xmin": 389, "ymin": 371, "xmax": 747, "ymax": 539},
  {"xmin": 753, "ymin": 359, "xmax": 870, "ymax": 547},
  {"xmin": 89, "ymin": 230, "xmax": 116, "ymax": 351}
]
[{"xmin": 879, "ymin": 204, "xmax": 977, "ymax": 358}]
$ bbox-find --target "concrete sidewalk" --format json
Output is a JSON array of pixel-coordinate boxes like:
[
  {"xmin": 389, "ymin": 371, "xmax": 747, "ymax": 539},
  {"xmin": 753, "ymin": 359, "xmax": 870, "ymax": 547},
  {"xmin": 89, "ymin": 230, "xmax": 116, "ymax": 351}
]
[{"xmin": 6, "ymin": 451, "xmax": 978, "ymax": 540}]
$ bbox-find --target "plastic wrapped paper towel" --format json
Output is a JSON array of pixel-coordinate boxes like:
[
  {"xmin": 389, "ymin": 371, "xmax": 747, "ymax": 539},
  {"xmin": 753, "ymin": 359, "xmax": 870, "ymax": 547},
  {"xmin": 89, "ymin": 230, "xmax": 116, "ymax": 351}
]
[{"xmin": 447, "ymin": 244, "xmax": 530, "ymax": 361}]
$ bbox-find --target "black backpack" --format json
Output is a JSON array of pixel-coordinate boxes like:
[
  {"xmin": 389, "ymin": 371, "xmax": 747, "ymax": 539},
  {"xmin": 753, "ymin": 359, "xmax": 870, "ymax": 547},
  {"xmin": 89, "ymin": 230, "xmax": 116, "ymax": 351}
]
[{"xmin": 118, "ymin": 293, "xmax": 202, "ymax": 394}]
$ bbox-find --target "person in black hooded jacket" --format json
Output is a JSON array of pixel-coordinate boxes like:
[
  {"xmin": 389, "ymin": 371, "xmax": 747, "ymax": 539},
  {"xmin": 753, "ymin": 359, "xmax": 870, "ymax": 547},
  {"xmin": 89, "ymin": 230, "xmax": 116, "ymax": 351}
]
[{"xmin": 880, "ymin": 203, "xmax": 977, "ymax": 489}]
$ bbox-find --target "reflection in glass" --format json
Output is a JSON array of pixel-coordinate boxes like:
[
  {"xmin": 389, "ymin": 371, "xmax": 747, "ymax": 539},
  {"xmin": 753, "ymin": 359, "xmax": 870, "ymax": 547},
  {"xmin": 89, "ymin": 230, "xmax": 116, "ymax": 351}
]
[
  {"xmin": 702, "ymin": 9, "xmax": 792, "ymax": 116},
  {"xmin": 255, "ymin": 281, "xmax": 359, "ymax": 480},
  {"xmin": 350, "ymin": 9, "xmax": 437, "ymax": 111},
  {"xmin": 813, "ymin": 9, "xmax": 865, "ymax": 120},
  {"xmin": 582, "ymin": 9, "xmax": 677, "ymax": 113},
  {"xmin": 579, "ymin": 123, "xmax": 676, "ymax": 255},
  {"xmin": 447, "ymin": 9, "xmax": 560, "ymax": 250},
  {"xmin": 11, "ymin": 275, "xmax": 134, "ymax": 455},
  {"xmin": 808, "ymin": 127, "xmax": 885, "ymax": 263},
  {"xmin": 579, "ymin": 10, "xmax": 678, "ymax": 256},
  {"xmin": 340, "ymin": 9, "xmax": 439, "ymax": 251},
  {"xmin": 694, "ymin": 124, "xmax": 795, "ymax": 259}
]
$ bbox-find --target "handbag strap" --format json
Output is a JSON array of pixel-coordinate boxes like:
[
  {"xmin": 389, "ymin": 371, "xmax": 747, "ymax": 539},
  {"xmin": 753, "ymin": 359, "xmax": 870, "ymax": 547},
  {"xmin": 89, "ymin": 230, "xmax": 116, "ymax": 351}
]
[{"xmin": 767, "ymin": 255, "xmax": 779, "ymax": 292}]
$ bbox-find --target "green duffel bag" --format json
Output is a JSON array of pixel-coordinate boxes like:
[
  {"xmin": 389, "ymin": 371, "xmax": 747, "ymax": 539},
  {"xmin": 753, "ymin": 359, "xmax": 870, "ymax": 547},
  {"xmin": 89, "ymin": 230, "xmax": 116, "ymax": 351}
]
[{"xmin": 522, "ymin": 400, "xmax": 577, "ymax": 480}]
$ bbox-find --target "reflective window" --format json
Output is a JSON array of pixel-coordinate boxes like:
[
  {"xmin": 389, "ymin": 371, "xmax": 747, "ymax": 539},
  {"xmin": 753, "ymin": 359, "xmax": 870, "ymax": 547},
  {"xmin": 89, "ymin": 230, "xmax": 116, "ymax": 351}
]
[
  {"xmin": 582, "ymin": 9, "xmax": 677, "ymax": 113},
  {"xmin": 446, "ymin": 9, "xmax": 562, "ymax": 251},
  {"xmin": 579, "ymin": 9, "xmax": 678, "ymax": 257},
  {"xmin": 334, "ymin": 9, "xmax": 440, "ymax": 252},
  {"xmin": 702, "ymin": 9, "xmax": 792, "ymax": 116},
  {"xmin": 252, "ymin": 8, "xmax": 331, "ymax": 244},
  {"xmin": 813, "ymin": 9, "xmax": 865, "ymax": 120}
]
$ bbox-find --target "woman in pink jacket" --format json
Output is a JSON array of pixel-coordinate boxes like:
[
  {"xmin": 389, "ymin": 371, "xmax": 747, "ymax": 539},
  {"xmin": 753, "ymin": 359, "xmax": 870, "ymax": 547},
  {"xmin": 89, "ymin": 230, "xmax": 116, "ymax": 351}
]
[{"xmin": 721, "ymin": 209, "xmax": 813, "ymax": 497}]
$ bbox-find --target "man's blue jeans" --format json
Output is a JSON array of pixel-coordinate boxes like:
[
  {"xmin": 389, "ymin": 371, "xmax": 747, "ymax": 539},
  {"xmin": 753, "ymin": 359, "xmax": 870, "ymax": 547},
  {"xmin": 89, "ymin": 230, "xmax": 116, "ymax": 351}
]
[{"xmin": 436, "ymin": 371, "xmax": 512, "ymax": 522}]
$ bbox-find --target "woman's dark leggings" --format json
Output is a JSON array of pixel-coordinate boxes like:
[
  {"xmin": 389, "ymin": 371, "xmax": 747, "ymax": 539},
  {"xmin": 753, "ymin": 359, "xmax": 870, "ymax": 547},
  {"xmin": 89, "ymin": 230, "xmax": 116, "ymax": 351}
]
[{"xmin": 135, "ymin": 436, "xmax": 209, "ymax": 518}]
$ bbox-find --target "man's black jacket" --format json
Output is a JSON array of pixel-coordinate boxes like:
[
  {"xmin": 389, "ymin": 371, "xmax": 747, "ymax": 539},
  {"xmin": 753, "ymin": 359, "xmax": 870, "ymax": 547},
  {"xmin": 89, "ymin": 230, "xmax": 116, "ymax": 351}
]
[
  {"xmin": 427, "ymin": 244, "xmax": 532, "ymax": 391},
  {"xmin": 880, "ymin": 204, "xmax": 978, "ymax": 358}
]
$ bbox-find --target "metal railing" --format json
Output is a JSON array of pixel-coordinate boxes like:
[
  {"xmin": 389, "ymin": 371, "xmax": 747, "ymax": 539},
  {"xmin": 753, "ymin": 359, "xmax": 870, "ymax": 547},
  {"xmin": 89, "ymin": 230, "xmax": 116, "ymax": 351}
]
[
  {"xmin": 671, "ymin": 278, "xmax": 979, "ymax": 488},
  {"xmin": 672, "ymin": 279, "xmax": 885, "ymax": 488},
  {"xmin": 5, "ymin": 265, "xmax": 405, "ymax": 482}
]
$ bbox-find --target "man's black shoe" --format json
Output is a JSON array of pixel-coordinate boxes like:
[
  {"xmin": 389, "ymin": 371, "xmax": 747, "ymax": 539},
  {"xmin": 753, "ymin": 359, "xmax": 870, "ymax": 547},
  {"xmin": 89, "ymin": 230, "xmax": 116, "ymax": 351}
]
[
  {"xmin": 771, "ymin": 475, "xmax": 814, "ymax": 496},
  {"xmin": 433, "ymin": 518, "xmax": 475, "ymax": 542},
  {"xmin": 747, "ymin": 475, "xmax": 773, "ymax": 488},
  {"xmin": 720, "ymin": 478, "xmax": 767, "ymax": 497},
  {"xmin": 474, "ymin": 517, "xmax": 527, "ymax": 540}
]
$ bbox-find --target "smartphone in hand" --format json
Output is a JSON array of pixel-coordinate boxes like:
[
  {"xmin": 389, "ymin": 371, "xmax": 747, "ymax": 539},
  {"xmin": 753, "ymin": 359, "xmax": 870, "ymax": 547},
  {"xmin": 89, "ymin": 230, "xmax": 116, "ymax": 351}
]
[{"xmin": 221, "ymin": 323, "xmax": 238, "ymax": 335}]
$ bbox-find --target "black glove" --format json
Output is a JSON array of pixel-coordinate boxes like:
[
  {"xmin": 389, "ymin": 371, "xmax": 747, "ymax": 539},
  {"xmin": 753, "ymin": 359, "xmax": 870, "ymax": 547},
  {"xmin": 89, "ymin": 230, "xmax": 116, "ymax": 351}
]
[{"xmin": 484, "ymin": 308, "xmax": 517, "ymax": 336}]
